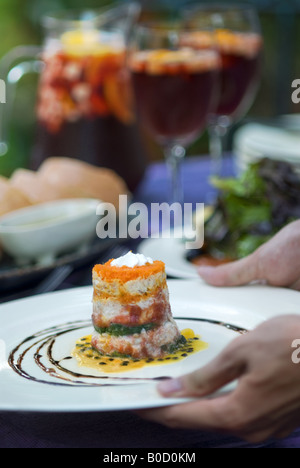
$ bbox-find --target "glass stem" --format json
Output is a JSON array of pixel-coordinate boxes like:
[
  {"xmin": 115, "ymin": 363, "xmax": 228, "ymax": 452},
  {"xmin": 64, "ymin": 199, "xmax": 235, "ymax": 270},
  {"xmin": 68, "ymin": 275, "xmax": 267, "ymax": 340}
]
[
  {"xmin": 164, "ymin": 144, "xmax": 186, "ymax": 206},
  {"xmin": 208, "ymin": 123, "xmax": 229, "ymax": 179}
]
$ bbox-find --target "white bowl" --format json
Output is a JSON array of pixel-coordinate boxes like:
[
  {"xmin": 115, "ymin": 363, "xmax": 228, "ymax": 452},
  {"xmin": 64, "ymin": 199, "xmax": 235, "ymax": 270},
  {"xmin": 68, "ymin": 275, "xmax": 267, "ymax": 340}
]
[{"xmin": 0, "ymin": 198, "xmax": 101, "ymax": 265}]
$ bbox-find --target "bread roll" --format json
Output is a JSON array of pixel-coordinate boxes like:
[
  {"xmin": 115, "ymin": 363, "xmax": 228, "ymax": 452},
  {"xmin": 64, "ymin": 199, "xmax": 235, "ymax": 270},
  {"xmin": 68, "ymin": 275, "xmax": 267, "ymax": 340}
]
[
  {"xmin": 10, "ymin": 169, "xmax": 65, "ymax": 204},
  {"xmin": 38, "ymin": 157, "xmax": 130, "ymax": 210},
  {"xmin": 1, "ymin": 158, "xmax": 129, "ymax": 217},
  {"xmin": 0, "ymin": 176, "xmax": 31, "ymax": 216}
]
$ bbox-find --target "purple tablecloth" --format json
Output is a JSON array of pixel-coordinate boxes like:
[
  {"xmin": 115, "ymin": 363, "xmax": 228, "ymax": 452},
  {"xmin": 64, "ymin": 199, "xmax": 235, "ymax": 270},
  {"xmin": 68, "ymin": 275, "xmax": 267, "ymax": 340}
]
[
  {"xmin": 1, "ymin": 155, "xmax": 300, "ymax": 449},
  {"xmin": 134, "ymin": 153, "xmax": 236, "ymax": 206}
]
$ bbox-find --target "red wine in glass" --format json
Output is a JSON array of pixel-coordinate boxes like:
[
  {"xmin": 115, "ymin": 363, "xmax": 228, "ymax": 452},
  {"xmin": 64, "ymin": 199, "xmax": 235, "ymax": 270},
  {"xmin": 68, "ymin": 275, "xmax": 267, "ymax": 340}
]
[
  {"xmin": 214, "ymin": 30, "xmax": 262, "ymax": 121},
  {"xmin": 130, "ymin": 47, "xmax": 219, "ymax": 203},
  {"xmin": 183, "ymin": 5, "xmax": 263, "ymax": 182}
]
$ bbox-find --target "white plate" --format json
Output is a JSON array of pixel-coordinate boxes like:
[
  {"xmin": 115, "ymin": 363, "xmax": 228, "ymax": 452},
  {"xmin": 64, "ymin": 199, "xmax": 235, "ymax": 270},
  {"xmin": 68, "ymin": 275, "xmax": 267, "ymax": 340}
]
[
  {"xmin": 1, "ymin": 281, "xmax": 300, "ymax": 412},
  {"xmin": 139, "ymin": 236, "xmax": 199, "ymax": 279},
  {"xmin": 234, "ymin": 122, "xmax": 300, "ymax": 162}
]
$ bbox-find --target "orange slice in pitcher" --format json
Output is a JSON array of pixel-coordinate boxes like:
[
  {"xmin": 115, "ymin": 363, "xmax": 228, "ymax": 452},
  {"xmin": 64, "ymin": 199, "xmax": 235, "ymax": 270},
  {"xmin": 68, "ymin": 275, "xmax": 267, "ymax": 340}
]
[
  {"xmin": 103, "ymin": 71, "xmax": 135, "ymax": 125},
  {"xmin": 90, "ymin": 92, "xmax": 110, "ymax": 116}
]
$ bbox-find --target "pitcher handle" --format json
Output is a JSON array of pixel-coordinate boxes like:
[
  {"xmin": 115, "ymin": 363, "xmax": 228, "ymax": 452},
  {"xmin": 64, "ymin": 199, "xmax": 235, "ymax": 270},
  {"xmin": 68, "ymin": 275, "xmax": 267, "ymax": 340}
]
[{"xmin": 0, "ymin": 45, "xmax": 43, "ymax": 156}]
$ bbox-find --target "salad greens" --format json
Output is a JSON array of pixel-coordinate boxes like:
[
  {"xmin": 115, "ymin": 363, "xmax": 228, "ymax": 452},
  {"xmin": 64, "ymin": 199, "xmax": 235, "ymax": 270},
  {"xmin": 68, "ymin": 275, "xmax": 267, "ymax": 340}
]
[{"xmin": 203, "ymin": 158, "xmax": 300, "ymax": 259}]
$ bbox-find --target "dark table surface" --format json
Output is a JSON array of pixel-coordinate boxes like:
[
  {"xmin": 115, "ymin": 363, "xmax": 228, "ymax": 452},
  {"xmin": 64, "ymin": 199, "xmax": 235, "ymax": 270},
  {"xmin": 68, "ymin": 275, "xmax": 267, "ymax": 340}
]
[{"xmin": 1, "ymin": 155, "xmax": 300, "ymax": 449}]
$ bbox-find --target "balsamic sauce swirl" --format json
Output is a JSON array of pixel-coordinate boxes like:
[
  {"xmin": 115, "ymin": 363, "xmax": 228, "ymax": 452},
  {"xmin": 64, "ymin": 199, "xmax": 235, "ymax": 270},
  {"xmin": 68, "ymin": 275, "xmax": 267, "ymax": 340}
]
[{"xmin": 8, "ymin": 318, "xmax": 247, "ymax": 387}]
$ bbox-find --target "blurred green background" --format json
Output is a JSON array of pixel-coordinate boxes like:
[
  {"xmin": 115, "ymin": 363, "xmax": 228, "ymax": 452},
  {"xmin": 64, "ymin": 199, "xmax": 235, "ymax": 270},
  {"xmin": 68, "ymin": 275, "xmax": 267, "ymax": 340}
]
[{"xmin": 0, "ymin": 0, "xmax": 299, "ymax": 177}]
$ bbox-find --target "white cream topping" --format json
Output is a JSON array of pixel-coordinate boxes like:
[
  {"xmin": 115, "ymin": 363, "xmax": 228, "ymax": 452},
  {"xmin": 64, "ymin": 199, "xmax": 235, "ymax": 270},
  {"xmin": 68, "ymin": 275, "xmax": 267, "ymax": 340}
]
[{"xmin": 111, "ymin": 251, "xmax": 153, "ymax": 268}]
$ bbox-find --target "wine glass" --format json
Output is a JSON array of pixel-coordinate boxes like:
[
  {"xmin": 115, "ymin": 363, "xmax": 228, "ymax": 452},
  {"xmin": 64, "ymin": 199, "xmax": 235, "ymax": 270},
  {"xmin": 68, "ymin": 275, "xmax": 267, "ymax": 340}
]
[
  {"xmin": 184, "ymin": 4, "xmax": 263, "ymax": 179},
  {"xmin": 128, "ymin": 19, "xmax": 220, "ymax": 206}
]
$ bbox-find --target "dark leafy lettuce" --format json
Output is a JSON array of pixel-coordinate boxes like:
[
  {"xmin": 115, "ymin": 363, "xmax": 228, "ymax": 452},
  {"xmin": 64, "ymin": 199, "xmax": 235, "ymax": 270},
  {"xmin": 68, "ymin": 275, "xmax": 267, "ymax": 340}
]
[{"xmin": 203, "ymin": 158, "xmax": 300, "ymax": 259}]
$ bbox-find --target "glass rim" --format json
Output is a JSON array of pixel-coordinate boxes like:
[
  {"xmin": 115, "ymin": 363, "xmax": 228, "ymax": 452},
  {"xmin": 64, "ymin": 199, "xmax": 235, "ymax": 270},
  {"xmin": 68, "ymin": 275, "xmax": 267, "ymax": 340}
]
[
  {"xmin": 42, "ymin": 6, "xmax": 112, "ymax": 30},
  {"xmin": 41, "ymin": 2, "xmax": 140, "ymax": 30},
  {"xmin": 182, "ymin": 2, "xmax": 261, "ymax": 34},
  {"xmin": 183, "ymin": 2, "xmax": 259, "ymax": 14},
  {"xmin": 131, "ymin": 19, "xmax": 216, "ymax": 35}
]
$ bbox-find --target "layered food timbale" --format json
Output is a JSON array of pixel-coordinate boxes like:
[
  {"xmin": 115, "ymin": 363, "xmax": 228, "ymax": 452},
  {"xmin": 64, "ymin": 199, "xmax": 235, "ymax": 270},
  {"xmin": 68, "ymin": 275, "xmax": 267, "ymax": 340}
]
[{"xmin": 91, "ymin": 252, "xmax": 184, "ymax": 359}]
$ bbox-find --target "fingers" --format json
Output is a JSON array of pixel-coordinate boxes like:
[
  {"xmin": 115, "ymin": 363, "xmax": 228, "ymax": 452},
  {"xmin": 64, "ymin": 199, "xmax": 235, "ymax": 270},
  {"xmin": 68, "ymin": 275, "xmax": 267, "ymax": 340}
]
[
  {"xmin": 197, "ymin": 220, "xmax": 300, "ymax": 288},
  {"xmin": 138, "ymin": 391, "xmax": 255, "ymax": 439},
  {"xmin": 137, "ymin": 392, "xmax": 293, "ymax": 443},
  {"xmin": 136, "ymin": 394, "xmax": 233, "ymax": 432},
  {"xmin": 197, "ymin": 254, "xmax": 259, "ymax": 287},
  {"xmin": 157, "ymin": 339, "xmax": 246, "ymax": 398},
  {"xmin": 290, "ymin": 278, "xmax": 300, "ymax": 291}
]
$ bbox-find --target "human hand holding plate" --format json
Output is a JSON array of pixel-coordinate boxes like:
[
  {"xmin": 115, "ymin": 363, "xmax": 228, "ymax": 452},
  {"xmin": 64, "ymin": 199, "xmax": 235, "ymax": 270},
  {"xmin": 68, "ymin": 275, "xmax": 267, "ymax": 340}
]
[
  {"xmin": 137, "ymin": 220, "xmax": 300, "ymax": 443},
  {"xmin": 197, "ymin": 219, "xmax": 300, "ymax": 290},
  {"xmin": 137, "ymin": 315, "xmax": 300, "ymax": 443}
]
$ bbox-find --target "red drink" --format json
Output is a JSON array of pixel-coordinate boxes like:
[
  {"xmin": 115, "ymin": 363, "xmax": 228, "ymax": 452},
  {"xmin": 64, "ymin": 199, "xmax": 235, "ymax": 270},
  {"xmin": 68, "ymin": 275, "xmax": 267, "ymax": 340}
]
[
  {"xmin": 129, "ymin": 49, "xmax": 219, "ymax": 145},
  {"xmin": 31, "ymin": 30, "xmax": 147, "ymax": 191},
  {"xmin": 181, "ymin": 30, "xmax": 262, "ymax": 120},
  {"xmin": 215, "ymin": 30, "xmax": 262, "ymax": 119}
]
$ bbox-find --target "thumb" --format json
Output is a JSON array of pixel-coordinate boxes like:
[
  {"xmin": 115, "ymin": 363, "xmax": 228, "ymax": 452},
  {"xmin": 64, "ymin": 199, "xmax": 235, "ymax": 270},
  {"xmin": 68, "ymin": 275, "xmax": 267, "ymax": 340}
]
[
  {"xmin": 157, "ymin": 344, "xmax": 246, "ymax": 398},
  {"xmin": 197, "ymin": 254, "xmax": 259, "ymax": 287}
]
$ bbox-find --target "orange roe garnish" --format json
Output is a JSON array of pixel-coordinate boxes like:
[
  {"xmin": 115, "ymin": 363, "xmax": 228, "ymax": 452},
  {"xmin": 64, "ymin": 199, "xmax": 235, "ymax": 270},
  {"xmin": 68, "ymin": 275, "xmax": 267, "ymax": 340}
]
[{"xmin": 93, "ymin": 259, "xmax": 165, "ymax": 283}]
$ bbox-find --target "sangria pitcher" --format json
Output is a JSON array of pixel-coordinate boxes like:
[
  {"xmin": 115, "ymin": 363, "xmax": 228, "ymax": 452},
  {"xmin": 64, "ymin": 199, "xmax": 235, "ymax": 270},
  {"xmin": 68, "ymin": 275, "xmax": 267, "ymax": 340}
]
[{"xmin": 0, "ymin": 3, "xmax": 148, "ymax": 191}]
